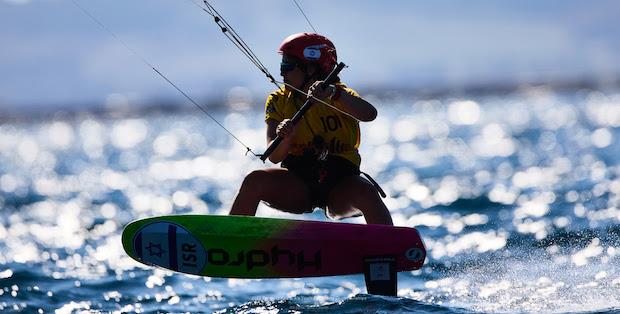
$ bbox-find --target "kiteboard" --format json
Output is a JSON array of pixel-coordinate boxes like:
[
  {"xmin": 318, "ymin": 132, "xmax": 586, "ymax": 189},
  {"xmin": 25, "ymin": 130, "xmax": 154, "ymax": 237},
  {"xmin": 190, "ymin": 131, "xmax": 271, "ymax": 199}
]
[
  {"xmin": 122, "ymin": 215, "xmax": 426, "ymax": 279},
  {"xmin": 122, "ymin": 215, "xmax": 426, "ymax": 295}
]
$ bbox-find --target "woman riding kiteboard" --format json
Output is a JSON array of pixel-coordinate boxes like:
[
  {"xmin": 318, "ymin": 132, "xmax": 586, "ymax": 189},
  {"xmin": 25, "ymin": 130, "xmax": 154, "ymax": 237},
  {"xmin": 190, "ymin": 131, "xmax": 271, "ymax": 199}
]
[{"xmin": 230, "ymin": 33, "xmax": 392, "ymax": 225}]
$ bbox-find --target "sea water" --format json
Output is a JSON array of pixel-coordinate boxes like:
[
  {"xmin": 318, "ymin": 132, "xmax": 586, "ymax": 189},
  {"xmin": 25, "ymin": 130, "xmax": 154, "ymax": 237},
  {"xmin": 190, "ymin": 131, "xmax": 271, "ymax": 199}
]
[{"xmin": 1, "ymin": 86, "xmax": 620, "ymax": 313}]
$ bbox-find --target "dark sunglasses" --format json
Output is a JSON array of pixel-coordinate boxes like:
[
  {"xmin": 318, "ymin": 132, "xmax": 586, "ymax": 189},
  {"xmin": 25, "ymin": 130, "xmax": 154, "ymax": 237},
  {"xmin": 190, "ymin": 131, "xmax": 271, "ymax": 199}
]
[{"xmin": 280, "ymin": 60, "xmax": 297, "ymax": 73}]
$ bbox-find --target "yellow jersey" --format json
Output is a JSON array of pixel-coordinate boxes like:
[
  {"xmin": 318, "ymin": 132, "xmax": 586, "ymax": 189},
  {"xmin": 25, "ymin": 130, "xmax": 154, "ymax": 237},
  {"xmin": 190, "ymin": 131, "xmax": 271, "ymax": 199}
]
[{"xmin": 264, "ymin": 84, "xmax": 361, "ymax": 166}]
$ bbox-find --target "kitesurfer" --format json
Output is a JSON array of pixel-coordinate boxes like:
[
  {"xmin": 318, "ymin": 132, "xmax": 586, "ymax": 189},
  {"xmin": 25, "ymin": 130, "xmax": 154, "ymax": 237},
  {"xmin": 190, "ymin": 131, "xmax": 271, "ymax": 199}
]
[{"xmin": 230, "ymin": 33, "xmax": 392, "ymax": 225}]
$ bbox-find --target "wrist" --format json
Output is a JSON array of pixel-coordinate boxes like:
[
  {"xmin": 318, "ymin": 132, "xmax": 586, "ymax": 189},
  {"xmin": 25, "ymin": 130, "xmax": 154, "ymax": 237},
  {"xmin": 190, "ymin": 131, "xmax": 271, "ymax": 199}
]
[{"xmin": 328, "ymin": 85, "xmax": 343, "ymax": 101}]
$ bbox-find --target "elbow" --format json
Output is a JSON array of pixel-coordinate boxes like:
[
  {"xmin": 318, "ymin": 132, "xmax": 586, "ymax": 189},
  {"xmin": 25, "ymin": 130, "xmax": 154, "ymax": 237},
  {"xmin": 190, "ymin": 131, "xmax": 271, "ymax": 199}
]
[{"xmin": 361, "ymin": 107, "xmax": 377, "ymax": 122}]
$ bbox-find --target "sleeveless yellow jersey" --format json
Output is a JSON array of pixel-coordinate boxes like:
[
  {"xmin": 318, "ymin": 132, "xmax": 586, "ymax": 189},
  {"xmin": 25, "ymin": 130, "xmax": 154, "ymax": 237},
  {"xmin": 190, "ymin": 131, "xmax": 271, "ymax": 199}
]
[{"xmin": 264, "ymin": 83, "xmax": 361, "ymax": 166}]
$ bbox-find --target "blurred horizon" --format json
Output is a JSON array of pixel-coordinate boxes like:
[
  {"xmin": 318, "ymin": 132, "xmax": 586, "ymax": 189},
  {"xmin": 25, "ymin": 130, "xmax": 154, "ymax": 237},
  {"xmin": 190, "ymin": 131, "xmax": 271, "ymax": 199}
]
[{"xmin": 1, "ymin": 0, "xmax": 619, "ymax": 114}]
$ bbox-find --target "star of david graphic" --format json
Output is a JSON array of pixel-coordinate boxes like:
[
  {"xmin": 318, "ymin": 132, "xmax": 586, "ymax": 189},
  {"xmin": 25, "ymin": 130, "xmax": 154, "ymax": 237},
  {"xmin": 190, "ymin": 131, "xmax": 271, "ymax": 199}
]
[{"xmin": 145, "ymin": 242, "xmax": 166, "ymax": 257}]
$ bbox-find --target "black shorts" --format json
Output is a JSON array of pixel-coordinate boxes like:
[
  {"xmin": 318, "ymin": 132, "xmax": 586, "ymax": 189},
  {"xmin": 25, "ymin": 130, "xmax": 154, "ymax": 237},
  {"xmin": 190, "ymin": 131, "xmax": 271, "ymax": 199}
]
[{"xmin": 281, "ymin": 154, "xmax": 360, "ymax": 209}]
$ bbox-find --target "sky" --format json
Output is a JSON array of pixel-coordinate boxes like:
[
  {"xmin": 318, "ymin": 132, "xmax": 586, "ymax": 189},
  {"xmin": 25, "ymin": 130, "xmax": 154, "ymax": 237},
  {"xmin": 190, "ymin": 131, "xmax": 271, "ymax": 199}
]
[{"xmin": 1, "ymin": 0, "xmax": 619, "ymax": 111}]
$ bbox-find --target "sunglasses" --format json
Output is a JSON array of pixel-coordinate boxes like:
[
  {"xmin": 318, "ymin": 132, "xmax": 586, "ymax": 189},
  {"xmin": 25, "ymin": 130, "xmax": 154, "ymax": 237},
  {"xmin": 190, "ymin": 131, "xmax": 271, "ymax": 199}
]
[{"xmin": 280, "ymin": 60, "xmax": 298, "ymax": 73}]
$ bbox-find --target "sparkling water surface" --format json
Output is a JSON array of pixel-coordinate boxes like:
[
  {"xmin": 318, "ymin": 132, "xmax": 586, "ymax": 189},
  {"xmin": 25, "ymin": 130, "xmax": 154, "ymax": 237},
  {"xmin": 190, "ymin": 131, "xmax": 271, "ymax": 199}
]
[{"xmin": 1, "ymin": 87, "xmax": 620, "ymax": 313}]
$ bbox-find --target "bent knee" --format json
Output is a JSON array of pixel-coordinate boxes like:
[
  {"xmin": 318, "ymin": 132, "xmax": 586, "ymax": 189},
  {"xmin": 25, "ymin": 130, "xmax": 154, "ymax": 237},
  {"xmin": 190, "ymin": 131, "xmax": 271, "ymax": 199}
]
[{"xmin": 240, "ymin": 170, "xmax": 269, "ymax": 192}]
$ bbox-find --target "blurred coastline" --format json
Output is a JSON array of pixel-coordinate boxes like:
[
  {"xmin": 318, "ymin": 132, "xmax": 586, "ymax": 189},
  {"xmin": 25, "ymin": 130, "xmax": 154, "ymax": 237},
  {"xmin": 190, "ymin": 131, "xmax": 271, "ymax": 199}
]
[{"xmin": 2, "ymin": 76, "xmax": 619, "ymax": 123}]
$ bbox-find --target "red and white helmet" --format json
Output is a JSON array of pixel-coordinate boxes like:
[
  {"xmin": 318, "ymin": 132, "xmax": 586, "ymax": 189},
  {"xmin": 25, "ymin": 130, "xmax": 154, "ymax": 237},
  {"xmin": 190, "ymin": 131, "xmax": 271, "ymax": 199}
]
[{"xmin": 278, "ymin": 33, "xmax": 337, "ymax": 74}]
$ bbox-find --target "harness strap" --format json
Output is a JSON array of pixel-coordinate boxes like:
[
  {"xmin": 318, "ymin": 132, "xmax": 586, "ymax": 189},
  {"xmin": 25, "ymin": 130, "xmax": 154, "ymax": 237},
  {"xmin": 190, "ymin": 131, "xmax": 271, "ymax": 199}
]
[{"xmin": 360, "ymin": 171, "xmax": 387, "ymax": 198}]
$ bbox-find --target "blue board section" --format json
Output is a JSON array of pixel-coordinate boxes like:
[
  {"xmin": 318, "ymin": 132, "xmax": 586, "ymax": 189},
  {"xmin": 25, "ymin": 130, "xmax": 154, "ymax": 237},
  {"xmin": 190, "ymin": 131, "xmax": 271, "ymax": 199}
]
[{"xmin": 132, "ymin": 221, "xmax": 207, "ymax": 274}]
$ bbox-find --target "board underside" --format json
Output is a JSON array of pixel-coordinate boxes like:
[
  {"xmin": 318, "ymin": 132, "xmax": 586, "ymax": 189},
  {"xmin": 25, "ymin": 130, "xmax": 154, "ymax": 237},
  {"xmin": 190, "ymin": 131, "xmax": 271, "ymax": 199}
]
[{"xmin": 122, "ymin": 215, "xmax": 426, "ymax": 278}]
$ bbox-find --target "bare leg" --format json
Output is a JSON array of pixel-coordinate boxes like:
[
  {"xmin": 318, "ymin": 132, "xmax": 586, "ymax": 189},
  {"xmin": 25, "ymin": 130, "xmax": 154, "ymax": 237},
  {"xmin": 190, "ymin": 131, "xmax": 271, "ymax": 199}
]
[
  {"xmin": 327, "ymin": 176, "xmax": 393, "ymax": 225},
  {"xmin": 230, "ymin": 168, "xmax": 313, "ymax": 216}
]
